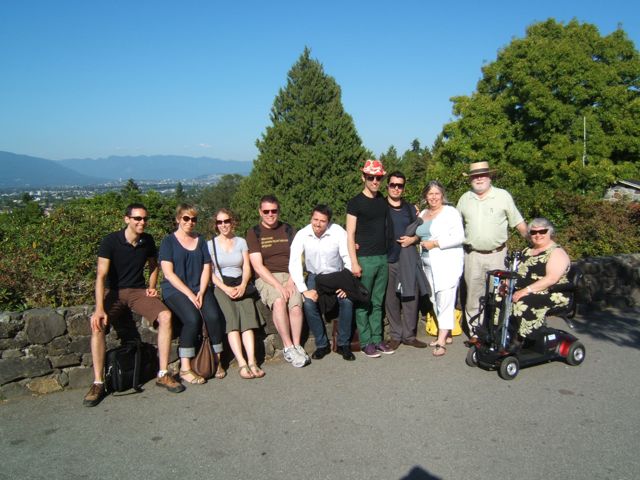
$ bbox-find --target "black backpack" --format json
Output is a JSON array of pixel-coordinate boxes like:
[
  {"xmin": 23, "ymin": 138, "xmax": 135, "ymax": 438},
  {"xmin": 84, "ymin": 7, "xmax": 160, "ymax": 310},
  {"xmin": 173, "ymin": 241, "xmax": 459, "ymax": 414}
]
[{"xmin": 104, "ymin": 340, "xmax": 158, "ymax": 393}]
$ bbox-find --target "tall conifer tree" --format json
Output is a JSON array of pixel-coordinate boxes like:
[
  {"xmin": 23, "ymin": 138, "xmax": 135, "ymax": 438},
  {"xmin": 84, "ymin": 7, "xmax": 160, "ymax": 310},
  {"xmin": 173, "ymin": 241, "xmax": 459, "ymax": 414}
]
[{"xmin": 233, "ymin": 48, "xmax": 367, "ymax": 230}]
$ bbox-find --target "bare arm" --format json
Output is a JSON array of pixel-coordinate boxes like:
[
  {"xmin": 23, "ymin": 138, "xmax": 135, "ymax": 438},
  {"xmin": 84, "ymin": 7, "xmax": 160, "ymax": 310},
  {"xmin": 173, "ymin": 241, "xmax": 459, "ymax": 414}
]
[
  {"xmin": 161, "ymin": 260, "xmax": 199, "ymax": 306},
  {"xmin": 346, "ymin": 213, "xmax": 361, "ymax": 277},
  {"xmin": 91, "ymin": 257, "xmax": 110, "ymax": 332},
  {"xmin": 515, "ymin": 221, "xmax": 528, "ymax": 239},
  {"xmin": 249, "ymin": 251, "xmax": 289, "ymax": 299},
  {"xmin": 146, "ymin": 257, "xmax": 160, "ymax": 297},
  {"xmin": 513, "ymin": 248, "xmax": 571, "ymax": 301}
]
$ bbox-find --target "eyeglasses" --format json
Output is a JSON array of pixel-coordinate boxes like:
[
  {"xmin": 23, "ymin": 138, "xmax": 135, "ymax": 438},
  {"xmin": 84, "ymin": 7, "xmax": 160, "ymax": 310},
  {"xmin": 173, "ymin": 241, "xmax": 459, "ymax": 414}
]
[
  {"xmin": 262, "ymin": 209, "xmax": 278, "ymax": 215},
  {"xmin": 529, "ymin": 229, "xmax": 549, "ymax": 235},
  {"xmin": 388, "ymin": 183, "xmax": 405, "ymax": 190},
  {"xmin": 129, "ymin": 216, "xmax": 149, "ymax": 222},
  {"xmin": 365, "ymin": 175, "xmax": 384, "ymax": 182},
  {"xmin": 216, "ymin": 219, "xmax": 232, "ymax": 225},
  {"xmin": 181, "ymin": 215, "xmax": 198, "ymax": 223}
]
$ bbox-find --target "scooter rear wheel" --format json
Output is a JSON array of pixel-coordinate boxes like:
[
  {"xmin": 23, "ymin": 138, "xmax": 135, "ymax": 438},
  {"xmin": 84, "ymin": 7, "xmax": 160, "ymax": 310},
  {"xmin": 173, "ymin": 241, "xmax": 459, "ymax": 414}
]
[
  {"xmin": 498, "ymin": 356, "xmax": 519, "ymax": 380},
  {"xmin": 566, "ymin": 341, "xmax": 585, "ymax": 366}
]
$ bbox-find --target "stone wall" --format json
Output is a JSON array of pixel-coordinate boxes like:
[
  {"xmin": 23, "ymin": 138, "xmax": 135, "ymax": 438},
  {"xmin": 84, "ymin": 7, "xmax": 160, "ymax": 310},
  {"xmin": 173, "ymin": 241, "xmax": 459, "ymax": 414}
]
[{"xmin": 1, "ymin": 254, "xmax": 638, "ymax": 400}]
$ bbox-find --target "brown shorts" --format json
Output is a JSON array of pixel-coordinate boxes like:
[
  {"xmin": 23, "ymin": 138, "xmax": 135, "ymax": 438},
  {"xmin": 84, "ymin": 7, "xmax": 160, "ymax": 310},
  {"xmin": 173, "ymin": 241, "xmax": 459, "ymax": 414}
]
[
  {"xmin": 255, "ymin": 273, "xmax": 303, "ymax": 310},
  {"xmin": 104, "ymin": 288, "xmax": 168, "ymax": 328}
]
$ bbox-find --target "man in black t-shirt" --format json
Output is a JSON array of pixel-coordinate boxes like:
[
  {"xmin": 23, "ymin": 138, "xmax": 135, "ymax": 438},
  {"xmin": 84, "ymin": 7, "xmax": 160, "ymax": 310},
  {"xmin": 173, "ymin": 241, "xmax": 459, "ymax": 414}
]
[
  {"xmin": 346, "ymin": 159, "xmax": 395, "ymax": 358},
  {"xmin": 83, "ymin": 203, "xmax": 184, "ymax": 407},
  {"xmin": 385, "ymin": 171, "xmax": 427, "ymax": 350}
]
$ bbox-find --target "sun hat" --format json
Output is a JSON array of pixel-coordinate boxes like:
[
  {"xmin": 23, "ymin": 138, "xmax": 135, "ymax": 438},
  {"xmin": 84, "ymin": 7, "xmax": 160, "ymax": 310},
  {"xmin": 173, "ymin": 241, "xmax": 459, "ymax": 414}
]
[
  {"xmin": 463, "ymin": 161, "xmax": 496, "ymax": 177},
  {"xmin": 360, "ymin": 159, "xmax": 386, "ymax": 176}
]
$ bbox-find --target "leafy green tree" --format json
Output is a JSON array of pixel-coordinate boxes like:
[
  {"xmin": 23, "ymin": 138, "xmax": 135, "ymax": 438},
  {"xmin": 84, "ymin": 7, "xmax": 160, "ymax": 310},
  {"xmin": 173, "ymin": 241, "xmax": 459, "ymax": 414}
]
[
  {"xmin": 379, "ymin": 146, "xmax": 401, "ymax": 175},
  {"xmin": 197, "ymin": 174, "xmax": 243, "ymax": 232},
  {"xmin": 232, "ymin": 47, "xmax": 367, "ymax": 231},
  {"xmin": 121, "ymin": 178, "xmax": 142, "ymax": 204},
  {"xmin": 434, "ymin": 19, "xmax": 640, "ymax": 199},
  {"xmin": 175, "ymin": 182, "xmax": 185, "ymax": 202}
]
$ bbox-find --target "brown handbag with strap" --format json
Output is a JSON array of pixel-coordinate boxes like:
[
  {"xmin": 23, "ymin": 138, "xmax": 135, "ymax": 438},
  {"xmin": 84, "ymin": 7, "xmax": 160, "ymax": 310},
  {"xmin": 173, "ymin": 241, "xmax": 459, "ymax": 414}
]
[{"xmin": 192, "ymin": 321, "xmax": 214, "ymax": 379}]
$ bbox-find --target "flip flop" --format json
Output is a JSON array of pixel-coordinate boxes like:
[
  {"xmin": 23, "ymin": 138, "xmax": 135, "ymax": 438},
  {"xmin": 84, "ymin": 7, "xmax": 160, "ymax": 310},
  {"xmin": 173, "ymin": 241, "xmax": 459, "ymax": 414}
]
[
  {"xmin": 432, "ymin": 344, "xmax": 447, "ymax": 357},
  {"xmin": 238, "ymin": 365, "xmax": 255, "ymax": 379},
  {"xmin": 215, "ymin": 365, "xmax": 227, "ymax": 379},
  {"xmin": 248, "ymin": 363, "xmax": 265, "ymax": 378}
]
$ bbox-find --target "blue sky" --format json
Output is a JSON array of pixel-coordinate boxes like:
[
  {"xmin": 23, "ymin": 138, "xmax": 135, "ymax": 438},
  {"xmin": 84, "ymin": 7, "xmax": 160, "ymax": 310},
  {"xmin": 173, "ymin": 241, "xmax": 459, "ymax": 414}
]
[{"xmin": 1, "ymin": 0, "xmax": 638, "ymax": 163}]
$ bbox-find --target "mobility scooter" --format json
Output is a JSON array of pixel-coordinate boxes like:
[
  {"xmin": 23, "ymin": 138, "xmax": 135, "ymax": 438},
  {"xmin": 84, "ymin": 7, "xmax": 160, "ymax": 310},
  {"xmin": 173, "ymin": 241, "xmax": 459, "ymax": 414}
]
[{"xmin": 465, "ymin": 252, "xmax": 585, "ymax": 380}]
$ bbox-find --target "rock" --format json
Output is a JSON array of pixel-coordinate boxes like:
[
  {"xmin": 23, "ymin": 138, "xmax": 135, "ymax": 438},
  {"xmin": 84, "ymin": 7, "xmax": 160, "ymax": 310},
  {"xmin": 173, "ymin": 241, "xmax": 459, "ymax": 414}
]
[
  {"xmin": 0, "ymin": 357, "xmax": 52, "ymax": 385},
  {"xmin": 67, "ymin": 367, "xmax": 94, "ymax": 389},
  {"xmin": 0, "ymin": 337, "xmax": 29, "ymax": 351},
  {"xmin": 27, "ymin": 376, "xmax": 63, "ymax": 395},
  {"xmin": 47, "ymin": 336, "xmax": 71, "ymax": 355},
  {"xmin": 68, "ymin": 336, "xmax": 91, "ymax": 354},
  {"xmin": 81, "ymin": 353, "xmax": 93, "ymax": 367},
  {"xmin": 25, "ymin": 344, "xmax": 47, "ymax": 358},
  {"xmin": 50, "ymin": 354, "xmax": 81, "ymax": 368},
  {"xmin": 0, "ymin": 314, "xmax": 24, "ymax": 339},
  {"xmin": 57, "ymin": 371, "xmax": 69, "ymax": 387},
  {"xmin": 1, "ymin": 349, "xmax": 23, "ymax": 359},
  {"xmin": 0, "ymin": 380, "xmax": 29, "ymax": 400},
  {"xmin": 67, "ymin": 312, "xmax": 91, "ymax": 337},
  {"xmin": 24, "ymin": 309, "xmax": 66, "ymax": 344}
]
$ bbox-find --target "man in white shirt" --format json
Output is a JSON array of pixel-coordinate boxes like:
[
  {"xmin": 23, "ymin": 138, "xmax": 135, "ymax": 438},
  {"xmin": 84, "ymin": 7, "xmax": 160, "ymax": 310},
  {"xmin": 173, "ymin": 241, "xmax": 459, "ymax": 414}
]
[{"xmin": 289, "ymin": 205, "xmax": 356, "ymax": 361}]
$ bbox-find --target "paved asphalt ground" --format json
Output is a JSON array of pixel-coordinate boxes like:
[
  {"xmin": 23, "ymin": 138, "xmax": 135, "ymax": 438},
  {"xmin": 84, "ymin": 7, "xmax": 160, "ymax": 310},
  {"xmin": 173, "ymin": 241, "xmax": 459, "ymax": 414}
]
[{"xmin": 1, "ymin": 308, "xmax": 639, "ymax": 480}]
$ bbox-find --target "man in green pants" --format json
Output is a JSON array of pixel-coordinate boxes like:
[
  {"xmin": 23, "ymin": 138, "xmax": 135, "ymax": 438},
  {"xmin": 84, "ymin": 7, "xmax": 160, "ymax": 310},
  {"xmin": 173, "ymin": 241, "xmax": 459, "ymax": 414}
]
[{"xmin": 346, "ymin": 159, "xmax": 395, "ymax": 358}]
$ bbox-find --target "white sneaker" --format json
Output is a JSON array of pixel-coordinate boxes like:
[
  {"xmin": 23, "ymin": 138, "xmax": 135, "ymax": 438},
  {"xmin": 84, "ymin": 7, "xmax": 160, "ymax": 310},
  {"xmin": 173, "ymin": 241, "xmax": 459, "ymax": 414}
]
[
  {"xmin": 283, "ymin": 346, "xmax": 296, "ymax": 363},
  {"xmin": 294, "ymin": 345, "xmax": 310, "ymax": 366}
]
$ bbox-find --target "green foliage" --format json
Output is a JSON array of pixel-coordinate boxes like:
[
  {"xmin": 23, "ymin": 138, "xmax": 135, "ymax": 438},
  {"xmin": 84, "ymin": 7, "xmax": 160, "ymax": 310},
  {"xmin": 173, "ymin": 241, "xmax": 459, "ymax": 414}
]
[
  {"xmin": 0, "ymin": 190, "xmax": 177, "ymax": 310},
  {"xmin": 232, "ymin": 47, "xmax": 367, "ymax": 232},
  {"xmin": 197, "ymin": 174, "xmax": 243, "ymax": 233},
  {"xmin": 434, "ymin": 19, "xmax": 640, "ymax": 195}
]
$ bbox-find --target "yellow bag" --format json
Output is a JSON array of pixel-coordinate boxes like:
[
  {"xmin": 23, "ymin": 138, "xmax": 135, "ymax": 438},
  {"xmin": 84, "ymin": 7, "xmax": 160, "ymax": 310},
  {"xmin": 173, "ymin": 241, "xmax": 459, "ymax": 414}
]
[{"xmin": 426, "ymin": 308, "xmax": 463, "ymax": 337}]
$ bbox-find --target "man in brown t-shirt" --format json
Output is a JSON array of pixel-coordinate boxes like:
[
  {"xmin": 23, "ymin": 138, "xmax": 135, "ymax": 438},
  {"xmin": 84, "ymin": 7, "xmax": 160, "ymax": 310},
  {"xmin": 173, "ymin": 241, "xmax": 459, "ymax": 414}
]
[{"xmin": 247, "ymin": 195, "xmax": 308, "ymax": 368}]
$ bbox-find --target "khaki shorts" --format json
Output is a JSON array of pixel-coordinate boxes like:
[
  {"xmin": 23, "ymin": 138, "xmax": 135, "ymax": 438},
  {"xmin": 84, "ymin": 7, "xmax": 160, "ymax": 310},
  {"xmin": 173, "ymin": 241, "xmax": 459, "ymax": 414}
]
[
  {"xmin": 255, "ymin": 273, "xmax": 303, "ymax": 310},
  {"xmin": 104, "ymin": 288, "xmax": 168, "ymax": 329}
]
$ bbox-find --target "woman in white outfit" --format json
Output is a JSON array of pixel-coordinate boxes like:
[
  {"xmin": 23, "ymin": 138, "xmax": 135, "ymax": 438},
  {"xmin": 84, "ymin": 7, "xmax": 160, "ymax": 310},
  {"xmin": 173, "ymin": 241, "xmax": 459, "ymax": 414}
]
[{"xmin": 416, "ymin": 181, "xmax": 465, "ymax": 357}]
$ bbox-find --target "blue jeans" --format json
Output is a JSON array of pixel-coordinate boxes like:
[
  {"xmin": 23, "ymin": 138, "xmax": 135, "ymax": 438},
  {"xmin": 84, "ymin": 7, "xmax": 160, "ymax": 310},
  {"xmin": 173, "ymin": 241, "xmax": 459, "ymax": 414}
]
[{"xmin": 304, "ymin": 273, "xmax": 354, "ymax": 348}]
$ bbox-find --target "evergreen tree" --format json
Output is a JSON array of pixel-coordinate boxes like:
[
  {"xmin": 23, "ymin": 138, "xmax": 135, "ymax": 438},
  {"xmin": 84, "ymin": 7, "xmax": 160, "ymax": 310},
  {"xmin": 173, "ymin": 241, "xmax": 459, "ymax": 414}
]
[{"xmin": 233, "ymin": 47, "xmax": 367, "ymax": 230}]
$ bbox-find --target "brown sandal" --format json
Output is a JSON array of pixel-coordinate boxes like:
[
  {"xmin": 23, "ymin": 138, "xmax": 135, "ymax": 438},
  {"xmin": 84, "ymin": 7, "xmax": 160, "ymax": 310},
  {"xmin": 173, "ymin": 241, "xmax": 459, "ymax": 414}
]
[
  {"xmin": 432, "ymin": 344, "xmax": 447, "ymax": 357},
  {"xmin": 179, "ymin": 369, "xmax": 206, "ymax": 384}
]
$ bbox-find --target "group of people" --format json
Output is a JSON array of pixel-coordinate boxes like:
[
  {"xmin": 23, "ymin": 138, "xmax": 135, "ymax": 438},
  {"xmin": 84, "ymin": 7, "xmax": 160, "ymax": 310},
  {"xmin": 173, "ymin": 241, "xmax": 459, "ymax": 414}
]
[{"xmin": 83, "ymin": 159, "xmax": 571, "ymax": 407}]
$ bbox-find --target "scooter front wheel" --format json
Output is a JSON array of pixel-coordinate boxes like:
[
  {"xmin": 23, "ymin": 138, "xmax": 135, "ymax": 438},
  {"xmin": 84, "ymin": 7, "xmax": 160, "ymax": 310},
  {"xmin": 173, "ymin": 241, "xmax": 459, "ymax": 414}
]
[
  {"xmin": 498, "ymin": 356, "xmax": 519, "ymax": 380},
  {"xmin": 466, "ymin": 346, "xmax": 478, "ymax": 367},
  {"xmin": 566, "ymin": 341, "xmax": 585, "ymax": 366}
]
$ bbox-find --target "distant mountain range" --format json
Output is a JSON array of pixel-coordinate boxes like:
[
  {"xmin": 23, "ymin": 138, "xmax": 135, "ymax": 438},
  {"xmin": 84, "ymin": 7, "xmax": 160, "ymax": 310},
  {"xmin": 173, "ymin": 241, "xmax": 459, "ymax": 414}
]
[{"xmin": 0, "ymin": 151, "xmax": 253, "ymax": 188}]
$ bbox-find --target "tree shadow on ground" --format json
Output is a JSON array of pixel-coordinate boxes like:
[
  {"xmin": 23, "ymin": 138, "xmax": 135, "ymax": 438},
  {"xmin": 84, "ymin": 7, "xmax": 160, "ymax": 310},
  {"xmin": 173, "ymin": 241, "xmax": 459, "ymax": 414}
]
[{"xmin": 554, "ymin": 306, "xmax": 640, "ymax": 351}]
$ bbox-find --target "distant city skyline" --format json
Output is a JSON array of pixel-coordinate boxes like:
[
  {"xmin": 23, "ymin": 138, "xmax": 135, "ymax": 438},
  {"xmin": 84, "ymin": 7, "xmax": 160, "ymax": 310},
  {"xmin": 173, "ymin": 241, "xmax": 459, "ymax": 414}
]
[{"xmin": 1, "ymin": 0, "xmax": 638, "ymax": 162}]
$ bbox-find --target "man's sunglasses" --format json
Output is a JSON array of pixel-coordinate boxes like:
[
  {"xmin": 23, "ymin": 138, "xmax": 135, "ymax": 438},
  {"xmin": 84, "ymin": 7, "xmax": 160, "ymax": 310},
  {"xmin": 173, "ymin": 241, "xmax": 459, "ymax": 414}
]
[
  {"xmin": 529, "ymin": 228, "xmax": 549, "ymax": 235},
  {"xmin": 216, "ymin": 219, "xmax": 232, "ymax": 225},
  {"xmin": 365, "ymin": 175, "xmax": 384, "ymax": 182},
  {"xmin": 262, "ymin": 209, "xmax": 278, "ymax": 215},
  {"xmin": 129, "ymin": 216, "xmax": 149, "ymax": 222},
  {"xmin": 388, "ymin": 182, "xmax": 405, "ymax": 190},
  {"xmin": 181, "ymin": 215, "xmax": 198, "ymax": 223}
]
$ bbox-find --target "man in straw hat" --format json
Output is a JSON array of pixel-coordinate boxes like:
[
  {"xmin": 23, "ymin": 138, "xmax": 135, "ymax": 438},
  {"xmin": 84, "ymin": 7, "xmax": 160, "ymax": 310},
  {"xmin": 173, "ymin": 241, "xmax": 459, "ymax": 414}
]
[
  {"xmin": 346, "ymin": 159, "xmax": 395, "ymax": 358},
  {"xmin": 456, "ymin": 161, "xmax": 528, "ymax": 337}
]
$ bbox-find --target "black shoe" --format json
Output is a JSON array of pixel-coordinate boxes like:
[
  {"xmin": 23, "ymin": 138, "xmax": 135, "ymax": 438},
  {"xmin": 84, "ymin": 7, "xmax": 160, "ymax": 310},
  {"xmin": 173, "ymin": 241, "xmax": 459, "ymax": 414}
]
[
  {"xmin": 336, "ymin": 346, "xmax": 356, "ymax": 361},
  {"xmin": 311, "ymin": 346, "xmax": 331, "ymax": 360}
]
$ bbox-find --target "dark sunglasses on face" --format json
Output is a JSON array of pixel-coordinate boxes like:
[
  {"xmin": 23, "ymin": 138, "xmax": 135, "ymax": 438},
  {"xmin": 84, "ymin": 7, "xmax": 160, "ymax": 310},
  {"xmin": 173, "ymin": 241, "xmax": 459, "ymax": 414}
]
[
  {"xmin": 216, "ymin": 219, "xmax": 232, "ymax": 225},
  {"xmin": 129, "ymin": 216, "xmax": 149, "ymax": 222},
  {"xmin": 262, "ymin": 209, "xmax": 278, "ymax": 215},
  {"xmin": 388, "ymin": 182, "xmax": 405, "ymax": 190},
  {"xmin": 365, "ymin": 175, "xmax": 384, "ymax": 182},
  {"xmin": 181, "ymin": 215, "xmax": 198, "ymax": 223},
  {"xmin": 529, "ymin": 228, "xmax": 549, "ymax": 235}
]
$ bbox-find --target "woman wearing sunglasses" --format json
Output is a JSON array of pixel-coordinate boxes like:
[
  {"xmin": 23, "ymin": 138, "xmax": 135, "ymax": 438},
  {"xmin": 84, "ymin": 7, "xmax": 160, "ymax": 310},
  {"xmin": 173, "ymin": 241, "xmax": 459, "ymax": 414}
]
[
  {"xmin": 159, "ymin": 203, "xmax": 224, "ymax": 385},
  {"xmin": 510, "ymin": 218, "xmax": 571, "ymax": 341},
  {"xmin": 208, "ymin": 209, "xmax": 264, "ymax": 379}
]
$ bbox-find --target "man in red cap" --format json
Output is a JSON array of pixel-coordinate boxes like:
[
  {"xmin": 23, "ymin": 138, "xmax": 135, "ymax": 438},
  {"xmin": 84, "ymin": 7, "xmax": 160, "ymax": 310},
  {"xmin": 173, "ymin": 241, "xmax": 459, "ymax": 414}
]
[{"xmin": 346, "ymin": 159, "xmax": 395, "ymax": 358}]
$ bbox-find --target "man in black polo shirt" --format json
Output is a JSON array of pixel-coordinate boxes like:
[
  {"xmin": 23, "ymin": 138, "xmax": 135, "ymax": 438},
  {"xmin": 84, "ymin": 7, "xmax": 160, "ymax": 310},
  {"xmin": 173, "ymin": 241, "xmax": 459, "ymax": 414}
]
[{"xmin": 84, "ymin": 203, "xmax": 184, "ymax": 407}]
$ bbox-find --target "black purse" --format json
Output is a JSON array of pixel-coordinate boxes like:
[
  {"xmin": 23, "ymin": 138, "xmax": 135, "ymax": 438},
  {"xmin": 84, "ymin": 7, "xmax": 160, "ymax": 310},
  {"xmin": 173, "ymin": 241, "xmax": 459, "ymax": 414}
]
[{"xmin": 210, "ymin": 238, "xmax": 257, "ymax": 296}]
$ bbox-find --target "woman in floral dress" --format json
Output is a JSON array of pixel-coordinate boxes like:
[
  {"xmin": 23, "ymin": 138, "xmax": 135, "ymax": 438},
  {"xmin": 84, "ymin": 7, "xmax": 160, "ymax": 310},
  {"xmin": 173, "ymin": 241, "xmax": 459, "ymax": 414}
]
[{"xmin": 511, "ymin": 218, "xmax": 571, "ymax": 338}]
